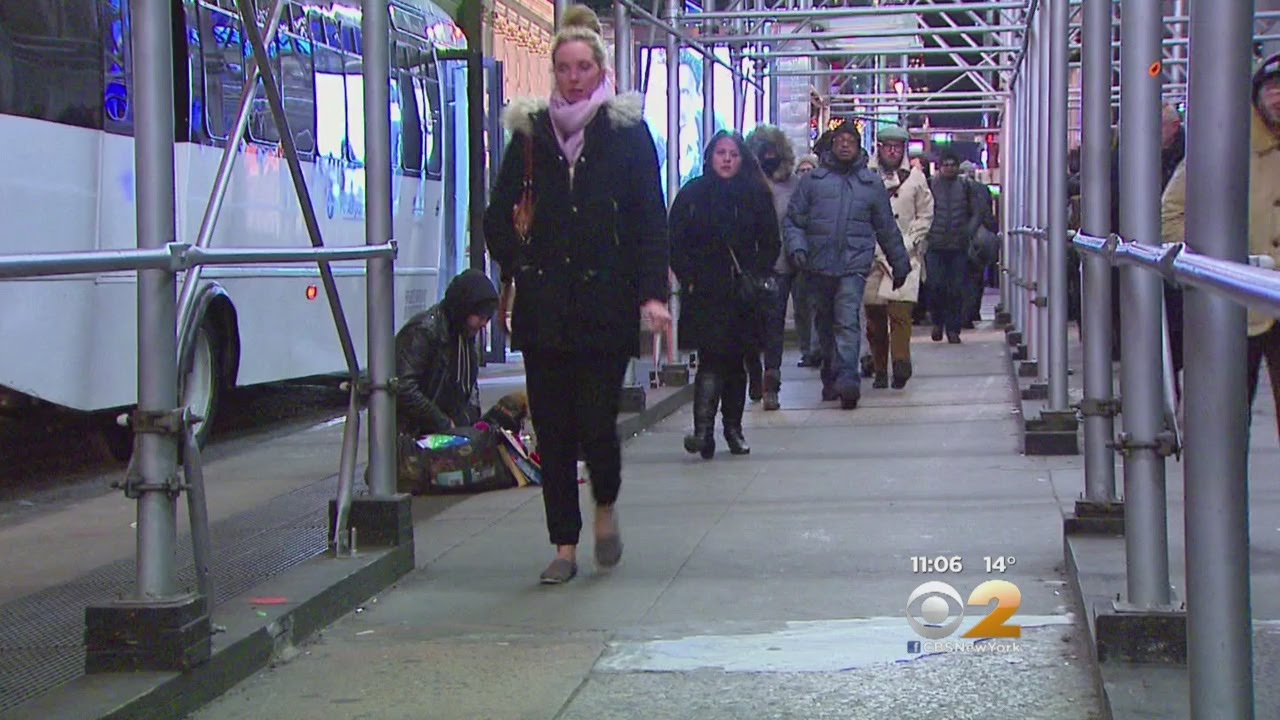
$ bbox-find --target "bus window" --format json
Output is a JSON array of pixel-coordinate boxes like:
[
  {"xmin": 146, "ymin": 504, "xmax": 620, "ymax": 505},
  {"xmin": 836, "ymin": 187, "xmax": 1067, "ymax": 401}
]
[
  {"xmin": 198, "ymin": 4, "xmax": 245, "ymax": 140},
  {"xmin": 103, "ymin": 0, "xmax": 133, "ymax": 129},
  {"xmin": 343, "ymin": 55, "xmax": 364, "ymax": 165},
  {"xmin": 322, "ymin": 17, "xmax": 341, "ymax": 48},
  {"xmin": 246, "ymin": 31, "xmax": 282, "ymax": 145},
  {"xmin": 278, "ymin": 33, "xmax": 315, "ymax": 155},
  {"xmin": 313, "ymin": 43, "xmax": 346, "ymax": 160},
  {"xmin": 397, "ymin": 70, "xmax": 423, "ymax": 176},
  {"xmin": 0, "ymin": 0, "xmax": 104, "ymax": 129},
  {"xmin": 422, "ymin": 67, "xmax": 442, "ymax": 180}
]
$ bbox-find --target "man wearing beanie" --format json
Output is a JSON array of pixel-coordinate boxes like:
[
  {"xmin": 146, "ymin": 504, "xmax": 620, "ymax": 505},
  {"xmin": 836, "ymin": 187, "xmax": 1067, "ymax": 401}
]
[
  {"xmin": 1160, "ymin": 52, "xmax": 1280, "ymax": 442},
  {"xmin": 395, "ymin": 269, "xmax": 502, "ymax": 437},
  {"xmin": 784, "ymin": 121, "xmax": 911, "ymax": 409}
]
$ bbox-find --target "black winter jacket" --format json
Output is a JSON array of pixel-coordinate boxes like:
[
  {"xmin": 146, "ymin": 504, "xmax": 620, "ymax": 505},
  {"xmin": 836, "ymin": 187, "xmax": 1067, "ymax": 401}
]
[
  {"xmin": 394, "ymin": 270, "xmax": 498, "ymax": 437},
  {"xmin": 669, "ymin": 172, "xmax": 780, "ymax": 355},
  {"xmin": 927, "ymin": 176, "xmax": 984, "ymax": 252},
  {"xmin": 483, "ymin": 92, "xmax": 670, "ymax": 357}
]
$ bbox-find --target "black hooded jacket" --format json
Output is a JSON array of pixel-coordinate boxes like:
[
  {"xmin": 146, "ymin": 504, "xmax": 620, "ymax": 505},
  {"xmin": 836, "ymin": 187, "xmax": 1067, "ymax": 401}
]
[{"xmin": 395, "ymin": 269, "xmax": 499, "ymax": 436}]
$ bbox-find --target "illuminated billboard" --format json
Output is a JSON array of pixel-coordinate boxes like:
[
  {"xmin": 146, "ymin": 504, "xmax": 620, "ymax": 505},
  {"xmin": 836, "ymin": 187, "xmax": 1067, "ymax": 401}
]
[{"xmin": 638, "ymin": 46, "xmax": 770, "ymax": 200}]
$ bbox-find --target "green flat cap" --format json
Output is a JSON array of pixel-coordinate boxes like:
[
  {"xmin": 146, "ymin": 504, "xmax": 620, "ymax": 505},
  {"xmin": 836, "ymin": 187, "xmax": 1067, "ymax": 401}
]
[{"xmin": 877, "ymin": 125, "xmax": 910, "ymax": 142}]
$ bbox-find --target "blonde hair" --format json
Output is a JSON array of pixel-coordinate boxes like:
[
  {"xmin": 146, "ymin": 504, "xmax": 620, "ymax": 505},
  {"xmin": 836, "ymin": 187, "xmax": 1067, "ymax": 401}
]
[{"xmin": 552, "ymin": 5, "xmax": 609, "ymax": 70}]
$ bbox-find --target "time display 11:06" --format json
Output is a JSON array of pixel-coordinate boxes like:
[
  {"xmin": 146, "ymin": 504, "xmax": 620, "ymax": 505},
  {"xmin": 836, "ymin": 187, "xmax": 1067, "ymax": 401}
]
[{"xmin": 912, "ymin": 556, "xmax": 1018, "ymax": 573}]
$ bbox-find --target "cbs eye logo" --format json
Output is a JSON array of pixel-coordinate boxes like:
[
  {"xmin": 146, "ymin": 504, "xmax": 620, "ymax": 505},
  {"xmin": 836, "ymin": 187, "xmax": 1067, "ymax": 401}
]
[{"xmin": 905, "ymin": 580, "xmax": 1022, "ymax": 640}]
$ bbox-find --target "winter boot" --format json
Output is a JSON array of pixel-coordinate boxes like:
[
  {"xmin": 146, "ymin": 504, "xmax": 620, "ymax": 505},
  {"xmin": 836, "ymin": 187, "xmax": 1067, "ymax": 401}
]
[
  {"xmin": 747, "ymin": 355, "xmax": 764, "ymax": 402},
  {"xmin": 762, "ymin": 369, "xmax": 781, "ymax": 411},
  {"xmin": 860, "ymin": 354, "xmax": 875, "ymax": 378},
  {"xmin": 683, "ymin": 371, "xmax": 721, "ymax": 459},
  {"xmin": 872, "ymin": 372, "xmax": 889, "ymax": 389},
  {"xmin": 840, "ymin": 385, "xmax": 861, "ymax": 410},
  {"xmin": 891, "ymin": 359, "xmax": 913, "ymax": 389},
  {"xmin": 720, "ymin": 373, "xmax": 751, "ymax": 455}
]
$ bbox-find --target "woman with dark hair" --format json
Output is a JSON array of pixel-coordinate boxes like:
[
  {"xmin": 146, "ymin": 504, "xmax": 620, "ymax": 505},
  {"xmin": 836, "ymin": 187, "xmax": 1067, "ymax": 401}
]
[
  {"xmin": 484, "ymin": 5, "xmax": 671, "ymax": 584},
  {"xmin": 669, "ymin": 131, "xmax": 781, "ymax": 459}
]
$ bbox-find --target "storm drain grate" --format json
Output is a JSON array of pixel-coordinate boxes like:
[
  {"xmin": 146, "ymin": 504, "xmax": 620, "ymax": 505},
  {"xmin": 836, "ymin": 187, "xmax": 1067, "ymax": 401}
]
[{"xmin": 0, "ymin": 476, "xmax": 342, "ymax": 714}]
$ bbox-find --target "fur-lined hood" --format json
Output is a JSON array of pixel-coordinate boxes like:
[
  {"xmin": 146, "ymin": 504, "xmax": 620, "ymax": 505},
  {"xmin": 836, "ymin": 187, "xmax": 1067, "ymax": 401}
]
[
  {"xmin": 501, "ymin": 92, "xmax": 646, "ymax": 137},
  {"xmin": 744, "ymin": 124, "xmax": 796, "ymax": 182}
]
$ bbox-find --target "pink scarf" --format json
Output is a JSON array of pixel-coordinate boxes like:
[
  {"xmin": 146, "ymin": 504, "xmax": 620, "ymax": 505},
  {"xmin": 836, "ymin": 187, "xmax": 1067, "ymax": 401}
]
[{"xmin": 548, "ymin": 74, "xmax": 616, "ymax": 168}]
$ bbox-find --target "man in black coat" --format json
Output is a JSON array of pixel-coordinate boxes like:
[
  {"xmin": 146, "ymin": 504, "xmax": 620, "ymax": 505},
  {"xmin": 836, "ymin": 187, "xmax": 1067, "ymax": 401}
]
[{"xmin": 924, "ymin": 151, "xmax": 986, "ymax": 344}]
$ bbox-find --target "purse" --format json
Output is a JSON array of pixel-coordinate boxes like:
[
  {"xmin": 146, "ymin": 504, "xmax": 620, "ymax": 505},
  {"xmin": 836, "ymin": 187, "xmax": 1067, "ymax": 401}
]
[
  {"xmin": 726, "ymin": 244, "xmax": 777, "ymax": 322},
  {"xmin": 500, "ymin": 138, "xmax": 536, "ymax": 333}
]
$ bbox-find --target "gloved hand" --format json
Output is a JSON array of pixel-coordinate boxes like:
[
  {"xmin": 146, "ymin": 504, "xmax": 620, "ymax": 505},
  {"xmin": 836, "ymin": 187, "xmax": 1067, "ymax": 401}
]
[
  {"xmin": 450, "ymin": 425, "xmax": 486, "ymax": 444},
  {"xmin": 790, "ymin": 250, "xmax": 808, "ymax": 271},
  {"xmin": 892, "ymin": 272, "xmax": 908, "ymax": 291}
]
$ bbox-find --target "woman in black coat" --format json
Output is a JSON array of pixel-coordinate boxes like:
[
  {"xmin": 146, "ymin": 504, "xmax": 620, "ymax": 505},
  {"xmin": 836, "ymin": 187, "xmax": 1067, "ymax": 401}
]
[
  {"xmin": 483, "ymin": 5, "xmax": 671, "ymax": 585},
  {"xmin": 670, "ymin": 131, "xmax": 780, "ymax": 460}
]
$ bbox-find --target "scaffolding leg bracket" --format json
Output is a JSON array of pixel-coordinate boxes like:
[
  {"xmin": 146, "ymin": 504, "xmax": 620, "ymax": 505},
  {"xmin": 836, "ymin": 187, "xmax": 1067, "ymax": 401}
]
[
  {"xmin": 85, "ymin": 593, "xmax": 211, "ymax": 673},
  {"xmin": 619, "ymin": 385, "xmax": 647, "ymax": 414},
  {"xmin": 329, "ymin": 494, "xmax": 414, "ymax": 550},
  {"xmin": 1095, "ymin": 601, "xmax": 1187, "ymax": 664}
]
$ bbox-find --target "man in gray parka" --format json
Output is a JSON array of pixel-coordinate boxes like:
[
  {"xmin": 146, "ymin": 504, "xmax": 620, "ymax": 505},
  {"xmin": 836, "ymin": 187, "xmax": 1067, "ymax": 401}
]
[{"xmin": 783, "ymin": 121, "xmax": 911, "ymax": 409}]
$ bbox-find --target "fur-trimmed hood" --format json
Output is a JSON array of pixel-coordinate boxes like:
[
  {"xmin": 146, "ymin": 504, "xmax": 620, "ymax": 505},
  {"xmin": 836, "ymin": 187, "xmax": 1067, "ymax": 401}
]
[
  {"xmin": 744, "ymin": 124, "xmax": 796, "ymax": 182},
  {"xmin": 501, "ymin": 91, "xmax": 646, "ymax": 137}
]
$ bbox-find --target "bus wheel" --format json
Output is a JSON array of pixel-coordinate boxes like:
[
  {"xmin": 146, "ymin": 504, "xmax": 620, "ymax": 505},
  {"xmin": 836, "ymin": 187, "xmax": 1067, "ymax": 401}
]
[{"xmin": 180, "ymin": 320, "xmax": 223, "ymax": 449}]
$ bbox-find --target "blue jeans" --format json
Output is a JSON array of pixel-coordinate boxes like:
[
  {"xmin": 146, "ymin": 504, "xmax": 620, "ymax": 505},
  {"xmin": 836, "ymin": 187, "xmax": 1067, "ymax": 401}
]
[
  {"xmin": 926, "ymin": 249, "xmax": 969, "ymax": 335},
  {"xmin": 807, "ymin": 273, "xmax": 868, "ymax": 396}
]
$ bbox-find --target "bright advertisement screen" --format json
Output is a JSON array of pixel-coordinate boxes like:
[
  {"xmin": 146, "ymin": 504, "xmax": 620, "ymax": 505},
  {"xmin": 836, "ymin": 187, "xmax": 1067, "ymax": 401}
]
[{"xmin": 639, "ymin": 46, "xmax": 769, "ymax": 200}]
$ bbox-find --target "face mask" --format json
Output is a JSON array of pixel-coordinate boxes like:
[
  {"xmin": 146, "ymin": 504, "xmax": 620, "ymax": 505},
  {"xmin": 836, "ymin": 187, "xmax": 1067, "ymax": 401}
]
[{"xmin": 761, "ymin": 157, "xmax": 782, "ymax": 174}]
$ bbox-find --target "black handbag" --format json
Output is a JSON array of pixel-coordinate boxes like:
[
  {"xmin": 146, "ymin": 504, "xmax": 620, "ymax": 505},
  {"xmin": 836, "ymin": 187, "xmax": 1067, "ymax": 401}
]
[{"xmin": 726, "ymin": 245, "xmax": 777, "ymax": 320}]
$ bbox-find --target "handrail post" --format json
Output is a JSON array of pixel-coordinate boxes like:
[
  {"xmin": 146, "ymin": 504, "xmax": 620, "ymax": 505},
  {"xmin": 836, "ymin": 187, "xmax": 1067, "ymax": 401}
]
[
  {"xmin": 1079, "ymin": 0, "xmax": 1118, "ymax": 503},
  {"xmin": 84, "ymin": 0, "xmax": 211, "ymax": 674},
  {"xmin": 1117, "ymin": 0, "xmax": 1172, "ymax": 610},
  {"xmin": 364, "ymin": 0, "xmax": 398, "ymax": 499},
  {"xmin": 1182, "ymin": 0, "xmax": 1256, "ymax": 713},
  {"xmin": 1046, "ymin": 0, "xmax": 1069, "ymax": 410}
]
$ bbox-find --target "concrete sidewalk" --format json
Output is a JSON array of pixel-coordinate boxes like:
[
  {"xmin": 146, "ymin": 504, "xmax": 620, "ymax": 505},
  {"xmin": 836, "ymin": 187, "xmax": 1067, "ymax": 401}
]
[{"xmin": 189, "ymin": 325, "xmax": 1104, "ymax": 720}]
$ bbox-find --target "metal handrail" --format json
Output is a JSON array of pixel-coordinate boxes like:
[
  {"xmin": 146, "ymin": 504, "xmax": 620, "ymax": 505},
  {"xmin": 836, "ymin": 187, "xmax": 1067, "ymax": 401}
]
[
  {"xmin": 0, "ymin": 242, "xmax": 397, "ymax": 280},
  {"xmin": 1072, "ymin": 232, "xmax": 1280, "ymax": 315}
]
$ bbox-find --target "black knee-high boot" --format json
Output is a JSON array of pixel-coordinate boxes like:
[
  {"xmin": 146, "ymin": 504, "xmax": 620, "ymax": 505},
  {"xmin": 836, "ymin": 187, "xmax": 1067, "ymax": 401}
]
[
  {"xmin": 720, "ymin": 372, "xmax": 751, "ymax": 455},
  {"xmin": 684, "ymin": 370, "xmax": 721, "ymax": 459}
]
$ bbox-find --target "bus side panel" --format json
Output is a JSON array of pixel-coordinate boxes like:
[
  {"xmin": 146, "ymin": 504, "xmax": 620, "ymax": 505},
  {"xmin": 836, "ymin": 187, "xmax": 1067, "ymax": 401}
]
[{"xmin": 0, "ymin": 116, "xmax": 115, "ymax": 412}]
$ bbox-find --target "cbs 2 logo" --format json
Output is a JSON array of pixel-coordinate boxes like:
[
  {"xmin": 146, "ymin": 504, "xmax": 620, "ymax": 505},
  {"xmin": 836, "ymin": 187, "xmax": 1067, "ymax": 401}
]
[{"xmin": 905, "ymin": 580, "xmax": 1022, "ymax": 640}]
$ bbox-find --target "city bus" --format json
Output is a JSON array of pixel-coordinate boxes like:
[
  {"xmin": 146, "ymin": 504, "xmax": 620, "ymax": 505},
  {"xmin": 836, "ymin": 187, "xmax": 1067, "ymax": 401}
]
[{"xmin": 0, "ymin": 0, "xmax": 476, "ymax": 459}]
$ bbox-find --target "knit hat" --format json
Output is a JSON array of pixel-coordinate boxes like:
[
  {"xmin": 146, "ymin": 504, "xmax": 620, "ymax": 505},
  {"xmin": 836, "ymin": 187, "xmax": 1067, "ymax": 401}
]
[
  {"xmin": 1254, "ymin": 52, "xmax": 1280, "ymax": 105},
  {"xmin": 830, "ymin": 121, "xmax": 861, "ymax": 145},
  {"xmin": 877, "ymin": 125, "xmax": 910, "ymax": 143}
]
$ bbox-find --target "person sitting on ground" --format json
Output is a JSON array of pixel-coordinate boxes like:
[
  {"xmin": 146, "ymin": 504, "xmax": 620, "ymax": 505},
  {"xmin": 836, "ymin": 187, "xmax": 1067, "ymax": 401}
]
[{"xmin": 396, "ymin": 269, "xmax": 525, "ymax": 441}]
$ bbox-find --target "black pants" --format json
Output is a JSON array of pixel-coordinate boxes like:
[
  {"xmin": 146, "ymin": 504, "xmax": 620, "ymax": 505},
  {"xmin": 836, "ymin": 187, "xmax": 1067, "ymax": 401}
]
[
  {"xmin": 926, "ymin": 249, "xmax": 968, "ymax": 335},
  {"xmin": 525, "ymin": 350, "xmax": 630, "ymax": 547},
  {"xmin": 1248, "ymin": 322, "xmax": 1280, "ymax": 442},
  {"xmin": 764, "ymin": 271, "xmax": 795, "ymax": 371}
]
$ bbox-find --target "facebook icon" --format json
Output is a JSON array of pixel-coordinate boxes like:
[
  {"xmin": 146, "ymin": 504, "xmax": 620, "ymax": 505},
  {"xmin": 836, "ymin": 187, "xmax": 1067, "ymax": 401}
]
[{"xmin": 907, "ymin": 640, "xmax": 922, "ymax": 654}]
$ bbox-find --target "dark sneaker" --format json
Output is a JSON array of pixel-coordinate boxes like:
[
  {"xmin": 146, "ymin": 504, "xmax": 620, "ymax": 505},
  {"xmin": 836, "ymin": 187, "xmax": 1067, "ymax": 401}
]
[
  {"xmin": 840, "ymin": 389, "xmax": 860, "ymax": 410},
  {"xmin": 947, "ymin": 332, "xmax": 961, "ymax": 344},
  {"xmin": 931, "ymin": 326, "xmax": 944, "ymax": 342},
  {"xmin": 872, "ymin": 373, "xmax": 888, "ymax": 389}
]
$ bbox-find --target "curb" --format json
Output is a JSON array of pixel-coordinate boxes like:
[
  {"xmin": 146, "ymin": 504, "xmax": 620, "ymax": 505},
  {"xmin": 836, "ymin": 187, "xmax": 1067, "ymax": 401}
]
[{"xmin": 5, "ymin": 384, "xmax": 694, "ymax": 720}]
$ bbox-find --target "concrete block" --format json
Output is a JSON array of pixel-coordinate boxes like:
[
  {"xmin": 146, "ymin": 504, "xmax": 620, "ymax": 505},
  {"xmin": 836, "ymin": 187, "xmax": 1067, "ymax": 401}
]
[
  {"xmin": 1018, "ymin": 361, "xmax": 1040, "ymax": 378},
  {"xmin": 330, "ymin": 495, "xmax": 414, "ymax": 549},
  {"xmin": 619, "ymin": 385, "xmax": 647, "ymax": 414},
  {"xmin": 85, "ymin": 594, "xmax": 211, "ymax": 673}
]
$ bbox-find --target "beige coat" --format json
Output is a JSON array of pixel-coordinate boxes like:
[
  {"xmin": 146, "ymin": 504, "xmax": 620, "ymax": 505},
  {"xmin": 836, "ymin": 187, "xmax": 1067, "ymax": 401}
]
[
  {"xmin": 864, "ymin": 160, "xmax": 934, "ymax": 304},
  {"xmin": 1161, "ymin": 108, "xmax": 1280, "ymax": 337}
]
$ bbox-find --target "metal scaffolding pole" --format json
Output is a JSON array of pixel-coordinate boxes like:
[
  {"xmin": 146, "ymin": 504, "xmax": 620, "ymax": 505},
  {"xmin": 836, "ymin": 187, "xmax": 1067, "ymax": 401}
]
[
  {"xmin": 615, "ymin": 0, "xmax": 634, "ymax": 91},
  {"xmin": 1036, "ymin": 1, "xmax": 1050, "ymax": 384},
  {"xmin": 1118, "ymin": 0, "xmax": 1171, "ymax": 609},
  {"xmin": 692, "ymin": 1, "xmax": 1023, "ymax": 20},
  {"xmin": 732, "ymin": 45, "xmax": 745, "ymax": 131},
  {"xmin": 364, "ymin": 0, "xmax": 396, "ymax": 496},
  {"xmin": 133, "ymin": 0, "xmax": 181, "ymax": 601},
  {"xmin": 754, "ymin": 58, "xmax": 765, "ymax": 124},
  {"xmin": 1026, "ymin": 10, "xmax": 1042, "ymax": 371},
  {"xmin": 748, "ymin": 45, "xmax": 1020, "ymax": 59},
  {"xmin": 1080, "ymin": 0, "xmax": 1117, "ymax": 503},
  {"xmin": 703, "ymin": 0, "xmax": 716, "ymax": 145},
  {"xmin": 1182, "ymin": 0, "xmax": 1256, "ymax": 713},
  {"xmin": 1047, "ymin": 0, "xmax": 1069, "ymax": 409},
  {"xmin": 665, "ymin": 0, "xmax": 681, "ymax": 202},
  {"xmin": 705, "ymin": 24, "xmax": 1024, "ymax": 45},
  {"xmin": 1000, "ymin": 96, "xmax": 1012, "ymax": 315}
]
